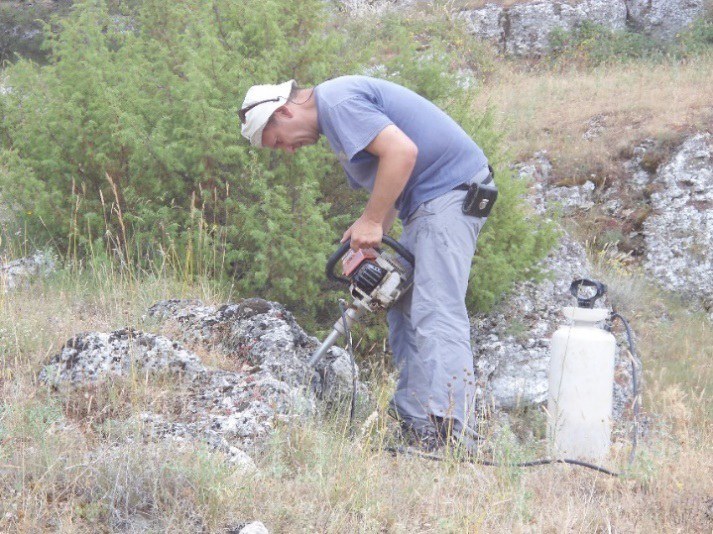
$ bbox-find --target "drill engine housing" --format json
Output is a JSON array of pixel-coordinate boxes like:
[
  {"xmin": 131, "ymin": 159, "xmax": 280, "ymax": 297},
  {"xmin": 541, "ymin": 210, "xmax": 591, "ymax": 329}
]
[{"xmin": 341, "ymin": 247, "xmax": 410, "ymax": 311}]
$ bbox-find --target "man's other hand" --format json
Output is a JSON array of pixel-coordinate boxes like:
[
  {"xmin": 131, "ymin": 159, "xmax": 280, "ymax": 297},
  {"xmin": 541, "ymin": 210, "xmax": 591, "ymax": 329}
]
[{"xmin": 341, "ymin": 215, "xmax": 384, "ymax": 250}]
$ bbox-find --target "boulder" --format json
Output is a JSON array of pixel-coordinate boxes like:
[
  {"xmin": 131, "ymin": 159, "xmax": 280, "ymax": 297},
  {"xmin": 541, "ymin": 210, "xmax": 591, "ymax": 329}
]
[
  {"xmin": 0, "ymin": 251, "xmax": 56, "ymax": 293},
  {"xmin": 626, "ymin": 0, "xmax": 708, "ymax": 41},
  {"xmin": 501, "ymin": 0, "xmax": 627, "ymax": 57},
  {"xmin": 145, "ymin": 298, "xmax": 366, "ymax": 403},
  {"xmin": 38, "ymin": 328, "xmax": 294, "ymax": 456},
  {"xmin": 39, "ymin": 328, "xmax": 205, "ymax": 385},
  {"xmin": 40, "ymin": 299, "xmax": 368, "ymax": 458}
]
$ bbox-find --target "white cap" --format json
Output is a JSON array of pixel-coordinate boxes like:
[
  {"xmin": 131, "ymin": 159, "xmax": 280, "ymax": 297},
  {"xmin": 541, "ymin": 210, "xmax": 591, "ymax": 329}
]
[{"xmin": 240, "ymin": 80, "xmax": 295, "ymax": 147}]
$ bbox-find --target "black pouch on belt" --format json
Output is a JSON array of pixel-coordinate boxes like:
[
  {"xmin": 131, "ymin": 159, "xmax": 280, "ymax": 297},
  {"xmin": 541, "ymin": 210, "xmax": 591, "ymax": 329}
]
[{"xmin": 462, "ymin": 166, "xmax": 497, "ymax": 218}]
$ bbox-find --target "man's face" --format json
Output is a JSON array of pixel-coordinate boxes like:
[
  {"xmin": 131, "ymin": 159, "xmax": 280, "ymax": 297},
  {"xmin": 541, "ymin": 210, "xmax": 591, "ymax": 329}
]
[{"xmin": 261, "ymin": 107, "xmax": 319, "ymax": 153}]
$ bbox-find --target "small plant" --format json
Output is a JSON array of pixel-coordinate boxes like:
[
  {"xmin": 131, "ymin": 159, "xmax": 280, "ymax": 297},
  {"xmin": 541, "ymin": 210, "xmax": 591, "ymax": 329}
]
[{"xmin": 549, "ymin": 22, "xmax": 669, "ymax": 67}]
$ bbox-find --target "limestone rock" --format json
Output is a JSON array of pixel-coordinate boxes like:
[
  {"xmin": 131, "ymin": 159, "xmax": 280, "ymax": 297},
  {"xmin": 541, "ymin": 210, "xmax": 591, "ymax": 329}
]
[
  {"xmin": 460, "ymin": 4, "xmax": 504, "ymax": 45},
  {"xmin": 40, "ymin": 298, "xmax": 370, "ymax": 455},
  {"xmin": 39, "ymin": 329, "xmax": 204, "ymax": 385},
  {"xmin": 626, "ymin": 0, "xmax": 707, "ymax": 41},
  {"xmin": 458, "ymin": 0, "xmax": 627, "ymax": 56},
  {"xmin": 0, "ymin": 251, "xmax": 56, "ymax": 293},
  {"xmin": 461, "ymin": 0, "xmax": 704, "ymax": 56},
  {"xmin": 39, "ymin": 327, "xmax": 313, "ymax": 451},
  {"xmin": 546, "ymin": 181, "xmax": 596, "ymax": 214},
  {"xmin": 145, "ymin": 298, "xmax": 366, "ymax": 404},
  {"xmin": 643, "ymin": 133, "xmax": 713, "ymax": 313}
]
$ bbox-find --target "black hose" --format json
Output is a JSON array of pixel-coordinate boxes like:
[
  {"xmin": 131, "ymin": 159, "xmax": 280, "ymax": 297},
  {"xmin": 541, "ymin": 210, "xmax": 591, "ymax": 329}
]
[
  {"xmin": 610, "ymin": 312, "xmax": 641, "ymax": 466},
  {"xmin": 381, "ymin": 446, "xmax": 621, "ymax": 476}
]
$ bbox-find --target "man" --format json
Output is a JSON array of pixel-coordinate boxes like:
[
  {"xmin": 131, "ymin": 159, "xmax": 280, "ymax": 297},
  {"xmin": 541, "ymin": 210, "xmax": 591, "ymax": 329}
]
[{"xmin": 240, "ymin": 76, "xmax": 493, "ymax": 452}]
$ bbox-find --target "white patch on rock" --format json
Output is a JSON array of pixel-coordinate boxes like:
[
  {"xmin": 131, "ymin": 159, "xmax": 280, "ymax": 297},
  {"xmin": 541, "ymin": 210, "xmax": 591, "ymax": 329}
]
[{"xmin": 238, "ymin": 521, "xmax": 269, "ymax": 534}]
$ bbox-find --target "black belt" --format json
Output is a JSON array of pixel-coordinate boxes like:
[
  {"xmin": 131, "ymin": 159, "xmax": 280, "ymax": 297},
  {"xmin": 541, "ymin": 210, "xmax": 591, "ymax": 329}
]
[{"xmin": 453, "ymin": 165, "xmax": 494, "ymax": 191}]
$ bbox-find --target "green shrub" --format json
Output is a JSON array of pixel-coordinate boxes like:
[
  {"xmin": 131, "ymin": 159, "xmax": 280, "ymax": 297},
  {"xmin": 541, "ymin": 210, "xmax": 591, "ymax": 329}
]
[
  {"xmin": 549, "ymin": 16, "xmax": 713, "ymax": 67},
  {"xmin": 549, "ymin": 22, "xmax": 669, "ymax": 66},
  {"xmin": 677, "ymin": 9, "xmax": 713, "ymax": 55},
  {"xmin": 0, "ymin": 0, "xmax": 554, "ymax": 325}
]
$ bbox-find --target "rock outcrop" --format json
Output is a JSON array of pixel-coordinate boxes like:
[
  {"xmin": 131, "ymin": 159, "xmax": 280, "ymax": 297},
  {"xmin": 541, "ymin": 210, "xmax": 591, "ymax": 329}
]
[
  {"xmin": 643, "ymin": 133, "xmax": 713, "ymax": 312},
  {"xmin": 0, "ymin": 251, "xmax": 56, "ymax": 293},
  {"xmin": 460, "ymin": 0, "xmax": 628, "ymax": 57},
  {"xmin": 461, "ymin": 0, "xmax": 707, "ymax": 56},
  {"xmin": 40, "ymin": 299, "xmax": 366, "ymax": 462},
  {"xmin": 339, "ymin": 0, "xmax": 707, "ymax": 56},
  {"xmin": 626, "ymin": 0, "xmax": 708, "ymax": 41},
  {"xmin": 469, "ymin": 152, "xmax": 642, "ymax": 419},
  {"xmin": 518, "ymin": 133, "xmax": 713, "ymax": 316}
]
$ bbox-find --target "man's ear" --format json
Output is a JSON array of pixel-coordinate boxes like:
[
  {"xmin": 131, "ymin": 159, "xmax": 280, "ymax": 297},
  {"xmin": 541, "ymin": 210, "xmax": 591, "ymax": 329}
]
[{"xmin": 273, "ymin": 105, "xmax": 293, "ymax": 119}]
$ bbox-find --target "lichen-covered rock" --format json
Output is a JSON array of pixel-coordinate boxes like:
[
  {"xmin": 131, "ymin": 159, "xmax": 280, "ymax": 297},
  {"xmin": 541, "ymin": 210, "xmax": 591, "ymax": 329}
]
[
  {"xmin": 145, "ymin": 298, "xmax": 366, "ymax": 403},
  {"xmin": 39, "ymin": 327, "xmax": 311, "ymax": 455},
  {"xmin": 39, "ymin": 329, "xmax": 205, "ymax": 385},
  {"xmin": 336, "ymin": 0, "xmax": 417, "ymax": 16},
  {"xmin": 519, "ymin": 151, "xmax": 598, "ymax": 217},
  {"xmin": 461, "ymin": 0, "xmax": 705, "ymax": 55},
  {"xmin": 502, "ymin": 0, "xmax": 627, "ymax": 56},
  {"xmin": 460, "ymin": 4, "xmax": 505, "ymax": 45},
  {"xmin": 626, "ymin": 0, "xmax": 707, "ymax": 41},
  {"xmin": 643, "ymin": 133, "xmax": 713, "ymax": 313},
  {"xmin": 546, "ymin": 181, "xmax": 596, "ymax": 214},
  {"xmin": 0, "ymin": 251, "xmax": 56, "ymax": 293},
  {"xmin": 458, "ymin": 0, "xmax": 627, "ymax": 56},
  {"xmin": 40, "ymin": 298, "xmax": 369, "ymax": 455}
]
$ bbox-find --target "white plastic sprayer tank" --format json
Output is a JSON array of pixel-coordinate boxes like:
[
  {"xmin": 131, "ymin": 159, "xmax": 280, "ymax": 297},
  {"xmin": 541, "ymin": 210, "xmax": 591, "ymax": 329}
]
[{"xmin": 548, "ymin": 304, "xmax": 616, "ymax": 462}]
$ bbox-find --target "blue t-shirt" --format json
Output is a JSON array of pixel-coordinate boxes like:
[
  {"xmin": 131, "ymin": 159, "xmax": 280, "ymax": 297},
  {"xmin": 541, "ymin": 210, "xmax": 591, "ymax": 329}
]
[{"xmin": 315, "ymin": 75, "xmax": 488, "ymax": 220}]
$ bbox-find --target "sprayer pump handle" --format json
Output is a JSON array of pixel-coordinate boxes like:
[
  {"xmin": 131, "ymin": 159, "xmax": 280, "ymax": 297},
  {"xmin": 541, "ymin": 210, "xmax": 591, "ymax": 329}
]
[{"xmin": 570, "ymin": 279, "xmax": 607, "ymax": 308}]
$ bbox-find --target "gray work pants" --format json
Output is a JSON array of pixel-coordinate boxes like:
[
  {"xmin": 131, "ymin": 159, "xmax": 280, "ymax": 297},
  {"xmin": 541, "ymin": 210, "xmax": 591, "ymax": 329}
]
[{"xmin": 388, "ymin": 168, "xmax": 490, "ymax": 432}]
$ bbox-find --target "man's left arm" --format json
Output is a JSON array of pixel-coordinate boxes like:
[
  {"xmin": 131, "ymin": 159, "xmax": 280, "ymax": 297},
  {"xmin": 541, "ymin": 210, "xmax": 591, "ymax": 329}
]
[{"xmin": 341, "ymin": 125, "xmax": 418, "ymax": 250}]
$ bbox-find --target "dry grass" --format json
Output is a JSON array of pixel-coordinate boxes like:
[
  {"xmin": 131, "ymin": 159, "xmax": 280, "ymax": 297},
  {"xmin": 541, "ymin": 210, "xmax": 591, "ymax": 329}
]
[
  {"xmin": 0, "ymin": 254, "xmax": 711, "ymax": 532},
  {"xmin": 475, "ymin": 56, "xmax": 713, "ymax": 182}
]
